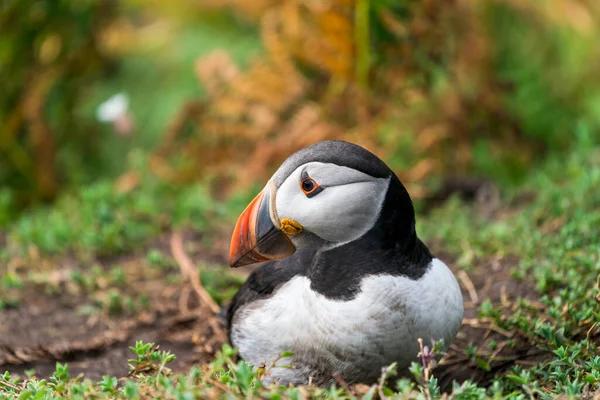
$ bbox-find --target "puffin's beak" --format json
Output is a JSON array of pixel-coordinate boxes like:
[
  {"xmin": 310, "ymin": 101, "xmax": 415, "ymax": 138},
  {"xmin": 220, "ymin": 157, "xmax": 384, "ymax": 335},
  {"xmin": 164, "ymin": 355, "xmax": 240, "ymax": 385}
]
[{"xmin": 229, "ymin": 182, "xmax": 296, "ymax": 268}]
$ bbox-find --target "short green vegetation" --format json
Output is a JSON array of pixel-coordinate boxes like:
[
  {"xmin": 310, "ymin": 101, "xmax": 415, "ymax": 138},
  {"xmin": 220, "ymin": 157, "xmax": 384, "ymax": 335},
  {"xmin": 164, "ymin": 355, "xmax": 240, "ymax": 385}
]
[
  {"xmin": 2, "ymin": 1, "xmax": 600, "ymax": 398},
  {"xmin": 1, "ymin": 141, "xmax": 599, "ymax": 399},
  {"xmin": 3, "ymin": 151, "xmax": 233, "ymax": 257}
]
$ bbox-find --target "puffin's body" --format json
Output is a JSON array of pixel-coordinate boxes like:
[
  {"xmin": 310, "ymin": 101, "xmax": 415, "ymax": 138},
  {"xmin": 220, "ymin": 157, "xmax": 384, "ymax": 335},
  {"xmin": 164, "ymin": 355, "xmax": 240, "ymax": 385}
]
[{"xmin": 227, "ymin": 141, "xmax": 463, "ymax": 386}]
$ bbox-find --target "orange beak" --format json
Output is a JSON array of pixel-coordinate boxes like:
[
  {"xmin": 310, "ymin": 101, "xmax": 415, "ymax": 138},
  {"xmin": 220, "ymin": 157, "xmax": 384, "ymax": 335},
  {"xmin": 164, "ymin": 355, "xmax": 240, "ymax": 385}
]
[{"xmin": 229, "ymin": 183, "xmax": 296, "ymax": 268}]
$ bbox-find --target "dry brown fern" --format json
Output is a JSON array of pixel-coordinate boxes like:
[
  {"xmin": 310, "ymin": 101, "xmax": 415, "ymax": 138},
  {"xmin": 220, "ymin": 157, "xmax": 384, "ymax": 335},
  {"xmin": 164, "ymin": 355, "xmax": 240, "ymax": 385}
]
[
  {"xmin": 151, "ymin": 1, "xmax": 360, "ymax": 196},
  {"xmin": 148, "ymin": 0, "xmax": 600, "ymax": 199}
]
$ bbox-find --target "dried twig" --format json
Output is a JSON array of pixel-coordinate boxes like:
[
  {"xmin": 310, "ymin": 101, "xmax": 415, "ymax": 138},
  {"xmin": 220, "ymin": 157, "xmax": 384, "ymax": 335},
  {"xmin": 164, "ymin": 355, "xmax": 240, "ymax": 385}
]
[
  {"xmin": 586, "ymin": 322, "xmax": 599, "ymax": 351},
  {"xmin": 437, "ymin": 356, "xmax": 470, "ymax": 366},
  {"xmin": 514, "ymin": 359, "xmax": 541, "ymax": 366},
  {"xmin": 490, "ymin": 342, "xmax": 508, "ymax": 360},
  {"xmin": 332, "ymin": 372, "xmax": 354, "ymax": 396},
  {"xmin": 178, "ymin": 285, "xmax": 193, "ymax": 315},
  {"xmin": 207, "ymin": 377, "xmax": 237, "ymax": 395},
  {"xmin": 0, "ymin": 378, "xmax": 20, "ymax": 392},
  {"xmin": 457, "ymin": 270, "xmax": 479, "ymax": 304},
  {"xmin": 462, "ymin": 318, "xmax": 514, "ymax": 338},
  {"xmin": 170, "ymin": 231, "xmax": 220, "ymax": 314},
  {"xmin": 500, "ymin": 285, "xmax": 510, "ymax": 307},
  {"xmin": 261, "ymin": 353, "xmax": 288, "ymax": 380}
]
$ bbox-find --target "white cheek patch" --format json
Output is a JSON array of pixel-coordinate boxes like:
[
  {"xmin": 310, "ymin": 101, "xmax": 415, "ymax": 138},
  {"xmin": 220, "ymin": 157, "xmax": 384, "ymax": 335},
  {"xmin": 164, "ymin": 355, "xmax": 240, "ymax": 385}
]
[{"xmin": 275, "ymin": 163, "xmax": 390, "ymax": 244}]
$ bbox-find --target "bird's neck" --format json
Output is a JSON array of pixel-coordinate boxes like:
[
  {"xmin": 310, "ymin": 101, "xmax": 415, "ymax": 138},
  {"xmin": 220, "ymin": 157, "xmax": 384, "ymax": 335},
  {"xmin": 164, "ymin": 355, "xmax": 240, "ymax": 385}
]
[{"xmin": 306, "ymin": 179, "xmax": 433, "ymax": 300}]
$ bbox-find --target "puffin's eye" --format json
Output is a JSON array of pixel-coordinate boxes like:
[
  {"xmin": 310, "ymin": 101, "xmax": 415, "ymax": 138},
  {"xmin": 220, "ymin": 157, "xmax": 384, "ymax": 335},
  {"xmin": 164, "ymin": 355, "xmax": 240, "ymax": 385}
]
[
  {"xmin": 301, "ymin": 179, "xmax": 315, "ymax": 192},
  {"xmin": 300, "ymin": 174, "xmax": 324, "ymax": 198}
]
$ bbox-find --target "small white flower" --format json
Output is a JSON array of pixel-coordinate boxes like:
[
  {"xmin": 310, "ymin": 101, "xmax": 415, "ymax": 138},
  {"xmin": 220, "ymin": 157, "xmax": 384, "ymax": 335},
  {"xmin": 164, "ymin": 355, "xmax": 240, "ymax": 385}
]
[{"xmin": 96, "ymin": 93, "xmax": 129, "ymax": 123}]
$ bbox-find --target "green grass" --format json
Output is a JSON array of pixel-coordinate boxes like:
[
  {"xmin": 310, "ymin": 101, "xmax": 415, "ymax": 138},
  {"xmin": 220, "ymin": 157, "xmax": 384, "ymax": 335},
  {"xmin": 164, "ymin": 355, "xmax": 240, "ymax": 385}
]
[
  {"xmin": 3, "ymin": 3, "xmax": 599, "ymax": 396},
  {"xmin": 4, "ymin": 156, "xmax": 212, "ymax": 257},
  {"xmin": 0, "ymin": 341, "xmax": 490, "ymax": 399},
  {"xmin": 2, "ymin": 150, "xmax": 249, "ymax": 258},
  {"xmin": 1, "ymin": 141, "xmax": 599, "ymax": 398},
  {"xmin": 418, "ymin": 141, "xmax": 600, "ymax": 397}
]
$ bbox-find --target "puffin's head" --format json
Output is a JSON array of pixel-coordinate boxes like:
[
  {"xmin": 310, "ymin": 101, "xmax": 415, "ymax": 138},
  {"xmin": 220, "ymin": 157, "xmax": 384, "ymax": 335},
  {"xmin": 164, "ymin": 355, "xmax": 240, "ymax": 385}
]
[{"xmin": 229, "ymin": 140, "xmax": 415, "ymax": 268}]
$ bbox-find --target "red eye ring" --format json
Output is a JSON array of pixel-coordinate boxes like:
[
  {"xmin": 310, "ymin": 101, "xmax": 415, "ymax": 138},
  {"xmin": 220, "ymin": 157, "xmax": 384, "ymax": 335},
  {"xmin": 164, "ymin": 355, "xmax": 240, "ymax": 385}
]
[
  {"xmin": 300, "ymin": 177, "xmax": 323, "ymax": 198},
  {"xmin": 301, "ymin": 178, "xmax": 316, "ymax": 193}
]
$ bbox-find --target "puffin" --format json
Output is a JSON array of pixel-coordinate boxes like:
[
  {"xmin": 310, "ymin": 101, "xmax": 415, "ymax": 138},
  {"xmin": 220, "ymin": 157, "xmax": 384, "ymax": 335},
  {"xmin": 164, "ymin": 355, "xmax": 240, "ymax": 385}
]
[{"xmin": 226, "ymin": 140, "xmax": 463, "ymax": 386}]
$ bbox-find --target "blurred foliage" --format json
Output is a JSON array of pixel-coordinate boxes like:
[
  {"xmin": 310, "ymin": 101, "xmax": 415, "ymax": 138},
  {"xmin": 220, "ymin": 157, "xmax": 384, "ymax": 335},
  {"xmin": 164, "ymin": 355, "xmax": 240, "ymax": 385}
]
[
  {"xmin": 0, "ymin": 0, "xmax": 118, "ymax": 206},
  {"xmin": 4, "ymin": 150, "xmax": 228, "ymax": 257},
  {"xmin": 2, "ymin": 0, "xmax": 600, "ymax": 217},
  {"xmin": 152, "ymin": 0, "xmax": 600, "ymax": 198},
  {"xmin": 0, "ymin": 0, "xmax": 261, "ymax": 220}
]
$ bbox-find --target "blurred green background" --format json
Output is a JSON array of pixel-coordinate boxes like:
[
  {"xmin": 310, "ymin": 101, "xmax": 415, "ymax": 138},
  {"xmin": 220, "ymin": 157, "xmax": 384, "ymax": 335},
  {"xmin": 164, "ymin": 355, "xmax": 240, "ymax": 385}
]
[{"xmin": 1, "ymin": 0, "xmax": 599, "ymax": 227}]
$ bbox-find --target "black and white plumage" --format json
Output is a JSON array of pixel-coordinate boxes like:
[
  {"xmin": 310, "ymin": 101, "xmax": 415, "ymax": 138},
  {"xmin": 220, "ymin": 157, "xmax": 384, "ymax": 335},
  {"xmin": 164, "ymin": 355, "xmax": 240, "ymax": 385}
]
[{"xmin": 226, "ymin": 140, "xmax": 463, "ymax": 386}]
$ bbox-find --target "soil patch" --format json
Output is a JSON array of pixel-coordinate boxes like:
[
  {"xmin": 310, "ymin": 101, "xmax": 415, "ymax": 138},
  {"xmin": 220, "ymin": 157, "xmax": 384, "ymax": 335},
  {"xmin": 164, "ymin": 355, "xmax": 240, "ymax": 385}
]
[
  {"xmin": 1, "ymin": 291, "xmax": 225, "ymax": 381},
  {"xmin": 436, "ymin": 252, "xmax": 549, "ymax": 390},
  {"xmin": 0, "ymin": 231, "xmax": 231, "ymax": 381},
  {"xmin": 1, "ymin": 231, "xmax": 546, "ymax": 389}
]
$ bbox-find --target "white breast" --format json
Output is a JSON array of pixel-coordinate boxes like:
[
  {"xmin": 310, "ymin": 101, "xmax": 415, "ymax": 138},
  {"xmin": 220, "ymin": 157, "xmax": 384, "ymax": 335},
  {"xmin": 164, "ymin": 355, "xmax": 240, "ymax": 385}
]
[{"xmin": 230, "ymin": 258, "xmax": 463, "ymax": 385}]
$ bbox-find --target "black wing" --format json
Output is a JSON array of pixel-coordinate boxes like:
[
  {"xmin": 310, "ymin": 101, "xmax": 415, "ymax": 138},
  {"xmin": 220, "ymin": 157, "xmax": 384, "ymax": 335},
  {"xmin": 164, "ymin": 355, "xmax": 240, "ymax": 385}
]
[{"xmin": 226, "ymin": 248, "xmax": 315, "ymax": 331}]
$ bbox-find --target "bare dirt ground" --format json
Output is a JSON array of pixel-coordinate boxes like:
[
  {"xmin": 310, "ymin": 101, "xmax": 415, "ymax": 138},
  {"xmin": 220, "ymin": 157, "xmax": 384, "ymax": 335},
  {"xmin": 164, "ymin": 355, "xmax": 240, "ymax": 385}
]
[
  {"xmin": 435, "ymin": 252, "xmax": 549, "ymax": 390},
  {"xmin": 0, "ymin": 229, "xmax": 546, "ymax": 391},
  {"xmin": 0, "ymin": 231, "xmax": 229, "ymax": 381}
]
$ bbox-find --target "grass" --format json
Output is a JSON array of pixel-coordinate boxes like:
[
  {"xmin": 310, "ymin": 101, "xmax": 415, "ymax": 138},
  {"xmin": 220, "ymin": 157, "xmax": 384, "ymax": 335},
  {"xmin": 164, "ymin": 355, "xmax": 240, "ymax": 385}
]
[
  {"xmin": 418, "ymin": 141, "xmax": 600, "ymax": 397},
  {"xmin": 3, "ymin": 2, "xmax": 599, "ymax": 397},
  {"xmin": 1, "ymin": 138, "xmax": 599, "ymax": 398},
  {"xmin": 2, "ymin": 150, "xmax": 241, "ymax": 258}
]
